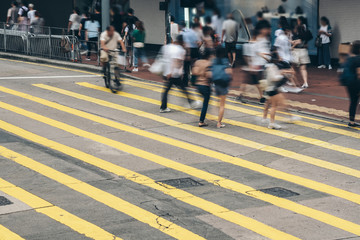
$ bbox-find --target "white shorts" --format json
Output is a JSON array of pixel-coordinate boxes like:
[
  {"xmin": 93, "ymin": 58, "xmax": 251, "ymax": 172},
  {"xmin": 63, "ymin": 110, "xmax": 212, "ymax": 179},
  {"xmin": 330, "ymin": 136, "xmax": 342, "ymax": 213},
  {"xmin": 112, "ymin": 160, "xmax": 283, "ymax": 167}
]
[{"xmin": 292, "ymin": 48, "xmax": 310, "ymax": 66}]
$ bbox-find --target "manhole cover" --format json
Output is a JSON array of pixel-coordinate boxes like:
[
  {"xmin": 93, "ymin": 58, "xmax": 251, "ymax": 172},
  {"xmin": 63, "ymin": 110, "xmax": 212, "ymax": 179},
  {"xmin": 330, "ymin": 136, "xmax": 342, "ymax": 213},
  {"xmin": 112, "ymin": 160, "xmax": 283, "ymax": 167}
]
[
  {"xmin": 0, "ymin": 196, "xmax": 13, "ymax": 206},
  {"xmin": 259, "ymin": 187, "xmax": 299, "ymax": 198},
  {"xmin": 157, "ymin": 178, "xmax": 203, "ymax": 189}
]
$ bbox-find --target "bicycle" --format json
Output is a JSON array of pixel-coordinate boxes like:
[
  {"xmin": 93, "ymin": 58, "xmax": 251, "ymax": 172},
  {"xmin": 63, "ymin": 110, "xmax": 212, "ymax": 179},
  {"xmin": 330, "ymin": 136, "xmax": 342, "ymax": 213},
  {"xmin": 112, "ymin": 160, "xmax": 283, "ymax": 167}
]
[{"xmin": 102, "ymin": 49, "xmax": 124, "ymax": 93}]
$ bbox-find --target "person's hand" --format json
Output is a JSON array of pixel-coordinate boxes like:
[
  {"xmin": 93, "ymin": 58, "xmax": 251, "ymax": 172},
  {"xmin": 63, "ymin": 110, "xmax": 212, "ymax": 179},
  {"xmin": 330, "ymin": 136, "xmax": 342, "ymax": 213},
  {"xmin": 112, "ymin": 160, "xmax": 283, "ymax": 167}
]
[
  {"xmin": 122, "ymin": 49, "xmax": 127, "ymax": 53},
  {"xmin": 166, "ymin": 74, "xmax": 171, "ymax": 80},
  {"xmin": 103, "ymin": 47, "xmax": 109, "ymax": 52}
]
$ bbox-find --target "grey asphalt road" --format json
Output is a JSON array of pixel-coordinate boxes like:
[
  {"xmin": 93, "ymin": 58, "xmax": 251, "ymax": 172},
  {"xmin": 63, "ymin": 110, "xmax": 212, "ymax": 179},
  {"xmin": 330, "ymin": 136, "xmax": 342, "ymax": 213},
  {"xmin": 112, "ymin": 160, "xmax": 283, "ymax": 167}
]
[{"xmin": 0, "ymin": 58, "xmax": 359, "ymax": 240}]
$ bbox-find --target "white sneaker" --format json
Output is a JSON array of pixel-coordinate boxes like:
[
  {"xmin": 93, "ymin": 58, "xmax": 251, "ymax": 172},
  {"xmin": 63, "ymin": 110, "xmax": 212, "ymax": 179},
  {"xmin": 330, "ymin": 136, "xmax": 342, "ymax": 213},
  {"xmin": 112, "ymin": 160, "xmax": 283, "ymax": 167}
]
[
  {"xmin": 260, "ymin": 118, "xmax": 270, "ymax": 125},
  {"xmin": 301, "ymin": 83, "xmax": 309, "ymax": 89},
  {"xmin": 160, "ymin": 108, "xmax": 171, "ymax": 113},
  {"xmin": 317, "ymin": 65, "xmax": 326, "ymax": 69},
  {"xmin": 268, "ymin": 123, "xmax": 282, "ymax": 130},
  {"xmin": 328, "ymin": 65, "xmax": 333, "ymax": 70},
  {"xmin": 288, "ymin": 115, "xmax": 302, "ymax": 123},
  {"xmin": 190, "ymin": 100, "xmax": 203, "ymax": 109},
  {"xmin": 279, "ymin": 87, "xmax": 289, "ymax": 93},
  {"xmin": 143, "ymin": 63, "xmax": 151, "ymax": 68},
  {"xmin": 132, "ymin": 68, "xmax": 139, "ymax": 72}
]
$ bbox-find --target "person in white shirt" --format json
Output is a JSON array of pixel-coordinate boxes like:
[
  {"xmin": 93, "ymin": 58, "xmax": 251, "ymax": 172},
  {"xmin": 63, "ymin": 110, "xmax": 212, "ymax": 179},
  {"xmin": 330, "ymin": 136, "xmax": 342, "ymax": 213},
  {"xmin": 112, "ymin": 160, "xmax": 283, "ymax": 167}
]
[
  {"xmin": 27, "ymin": 3, "xmax": 36, "ymax": 24},
  {"xmin": 170, "ymin": 16, "xmax": 179, "ymax": 43},
  {"xmin": 68, "ymin": 8, "xmax": 81, "ymax": 34},
  {"xmin": 317, "ymin": 16, "xmax": 333, "ymax": 70},
  {"xmin": 160, "ymin": 35, "xmax": 196, "ymax": 113},
  {"xmin": 221, "ymin": 14, "xmax": 239, "ymax": 67},
  {"xmin": 211, "ymin": 9, "xmax": 223, "ymax": 41},
  {"xmin": 6, "ymin": 2, "xmax": 19, "ymax": 27}
]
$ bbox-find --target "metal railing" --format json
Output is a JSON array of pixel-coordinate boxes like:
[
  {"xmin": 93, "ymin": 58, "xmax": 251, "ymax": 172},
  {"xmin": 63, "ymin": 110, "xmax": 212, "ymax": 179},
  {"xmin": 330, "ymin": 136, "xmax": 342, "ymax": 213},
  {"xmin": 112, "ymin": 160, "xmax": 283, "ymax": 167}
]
[{"xmin": 0, "ymin": 22, "xmax": 101, "ymax": 65}]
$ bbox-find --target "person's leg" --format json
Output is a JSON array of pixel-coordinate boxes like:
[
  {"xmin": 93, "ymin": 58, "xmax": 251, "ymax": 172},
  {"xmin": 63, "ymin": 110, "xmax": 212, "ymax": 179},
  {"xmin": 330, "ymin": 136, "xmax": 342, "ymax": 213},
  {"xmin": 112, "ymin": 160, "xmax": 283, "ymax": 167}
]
[
  {"xmin": 87, "ymin": 39, "xmax": 92, "ymax": 58},
  {"xmin": 133, "ymin": 47, "xmax": 139, "ymax": 68},
  {"xmin": 160, "ymin": 78, "xmax": 174, "ymax": 110},
  {"xmin": 324, "ymin": 43, "xmax": 331, "ymax": 67},
  {"xmin": 263, "ymin": 99, "xmax": 271, "ymax": 120},
  {"xmin": 198, "ymin": 86, "xmax": 211, "ymax": 124},
  {"xmin": 318, "ymin": 45, "xmax": 324, "ymax": 66},
  {"xmin": 300, "ymin": 64, "xmax": 308, "ymax": 86},
  {"xmin": 183, "ymin": 60, "xmax": 191, "ymax": 87},
  {"xmin": 140, "ymin": 47, "xmax": 149, "ymax": 64},
  {"xmin": 347, "ymin": 86, "xmax": 359, "ymax": 123},
  {"xmin": 217, "ymin": 95, "xmax": 227, "ymax": 127},
  {"xmin": 178, "ymin": 79, "xmax": 193, "ymax": 105}
]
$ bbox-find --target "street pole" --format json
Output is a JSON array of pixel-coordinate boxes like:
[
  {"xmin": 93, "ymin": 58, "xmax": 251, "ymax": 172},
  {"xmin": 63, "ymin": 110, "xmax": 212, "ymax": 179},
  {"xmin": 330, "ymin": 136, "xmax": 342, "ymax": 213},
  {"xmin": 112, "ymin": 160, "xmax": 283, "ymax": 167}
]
[
  {"xmin": 101, "ymin": 0, "xmax": 110, "ymax": 31},
  {"xmin": 165, "ymin": 0, "xmax": 170, "ymax": 44}
]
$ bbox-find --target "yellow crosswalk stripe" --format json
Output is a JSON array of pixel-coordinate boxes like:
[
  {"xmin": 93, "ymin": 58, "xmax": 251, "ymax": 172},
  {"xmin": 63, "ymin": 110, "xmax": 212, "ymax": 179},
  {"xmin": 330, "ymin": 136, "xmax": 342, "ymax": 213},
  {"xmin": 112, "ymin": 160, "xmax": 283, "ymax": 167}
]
[
  {"xmin": 0, "ymin": 225, "xmax": 24, "ymax": 240},
  {"xmin": 0, "ymin": 102, "xmax": 359, "ymax": 236},
  {"xmin": 76, "ymin": 82, "xmax": 360, "ymax": 179},
  {"xmin": 124, "ymin": 77, "xmax": 358, "ymax": 131},
  {"xmin": 0, "ymin": 180, "xmax": 122, "ymax": 239},
  {"xmin": 24, "ymin": 84, "xmax": 360, "ymax": 206},
  {"xmin": 0, "ymin": 141, "xmax": 297, "ymax": 240},
  {"xmin": 123, "ymin": 80, "xmax": 360, "ymax": 157},
  {"xmin": 0, "ymin": 146, "xmax": 204, "ymax": 240}
]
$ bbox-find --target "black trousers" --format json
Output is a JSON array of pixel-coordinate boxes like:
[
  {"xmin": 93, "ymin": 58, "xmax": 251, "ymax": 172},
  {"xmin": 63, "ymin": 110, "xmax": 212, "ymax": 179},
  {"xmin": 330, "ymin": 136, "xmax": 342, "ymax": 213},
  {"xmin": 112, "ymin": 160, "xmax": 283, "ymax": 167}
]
[
  {"xmin": 346, "ymin": 82, "xmax": 360, "ymax": 122},
  {"xmin": 87, "ymin": 37, "xmax": 98, "ymax": 57},
  {"xmin": 161, "ymin": 77, "xmax": 192, "ymax": 110}
]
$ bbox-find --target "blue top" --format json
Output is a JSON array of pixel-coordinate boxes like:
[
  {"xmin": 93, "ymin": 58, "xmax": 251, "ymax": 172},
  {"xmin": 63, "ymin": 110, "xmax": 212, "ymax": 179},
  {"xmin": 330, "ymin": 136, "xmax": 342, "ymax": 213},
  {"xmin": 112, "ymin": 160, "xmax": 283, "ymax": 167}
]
[
  {"xmin": 85, "ymin": 20, "xmax": 100, "ymax": 38},
  {"xmin": 182, "ymin": 29, "xmax": 200, "ymax": 48}
]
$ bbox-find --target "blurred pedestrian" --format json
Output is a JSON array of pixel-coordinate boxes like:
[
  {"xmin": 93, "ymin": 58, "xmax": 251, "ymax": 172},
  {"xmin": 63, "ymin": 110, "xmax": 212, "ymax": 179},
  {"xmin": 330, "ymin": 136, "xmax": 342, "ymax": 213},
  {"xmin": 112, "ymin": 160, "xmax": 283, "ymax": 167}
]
[
  {"xmin": 211, "ymin": 8, "xmax": 223, "ymax": 42},
  {"xmin": 132, "ymin": 21, "xmax": 150, "ymax": 72},
  {"xmin": 202, "ymin": 26, "xmax": 215, "ymax": 55},
  {"xmin": 212, "ymin": 47, "xmax": 233, "ymax": 128},
  {"xmin": 317, "ymin": 16, "xmax": 333, "ymax": 70},
  {"xmin": 340, "ymin": 40, "xmax": 360, "ymax": 128},
  {"xmin": 6, "ymin": 1, "xmax": 19, "ymax": 28},
  {"xmin": 221, "ymin": 13, "xmax": 239, "ymax": 67},
  {"xmin": 85, "ymin": 14, "xmax": 100, "ymax": 60},
  {"xmin": 292, "ymin": 16, "xmax": 312, "ymax": 88},
  {"xmin": 170, "ymin": 16, "xmax": 179, "ymax": 43},
  {"xmin": 111, "ymin": 6, "xmax": 123, "ymax": 34},
  {"xmin": 68, "ymin": 8, "xmax": 81, "ymax": 35},
  {"xmin": 79, "ymin": 12, "xmax": 89, "ymax": 52},
  {"xmin": 18, "ymin": 1, "xmax": 29, "ymax": 31},
  {"xmin": 27, "ymin": 3, "xmax": 36, "ymax": 24},
  {"xmin": 30, "ymin": 11, "xmax": 44, "ymax": 34},
  {"xmin": 160, "ymin": 35, "xmax": 197, "ymax": 113},
  {"xmin": 192, "ymin": 49, "xmax": 213, "ymax": 127}
]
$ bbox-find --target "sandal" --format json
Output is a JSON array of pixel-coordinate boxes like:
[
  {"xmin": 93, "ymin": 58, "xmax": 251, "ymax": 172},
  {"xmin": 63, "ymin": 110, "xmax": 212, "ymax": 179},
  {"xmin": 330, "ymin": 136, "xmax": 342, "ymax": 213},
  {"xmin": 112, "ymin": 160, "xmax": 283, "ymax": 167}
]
[
  {"xmin": 199, "ymin": 122, "xmax": 208, "ymax": 127},
  {"xmin": 217, "ymin": 123, "xmax": 226, "ymax": 129}
]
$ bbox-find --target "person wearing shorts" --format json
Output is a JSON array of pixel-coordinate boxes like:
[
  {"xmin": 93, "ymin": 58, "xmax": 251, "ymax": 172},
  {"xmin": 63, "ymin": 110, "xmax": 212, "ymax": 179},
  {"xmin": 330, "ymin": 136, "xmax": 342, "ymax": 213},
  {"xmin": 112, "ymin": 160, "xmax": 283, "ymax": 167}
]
[{"xmin": 221, "ymin": 13, "xmax": 239, "ymax": 67}]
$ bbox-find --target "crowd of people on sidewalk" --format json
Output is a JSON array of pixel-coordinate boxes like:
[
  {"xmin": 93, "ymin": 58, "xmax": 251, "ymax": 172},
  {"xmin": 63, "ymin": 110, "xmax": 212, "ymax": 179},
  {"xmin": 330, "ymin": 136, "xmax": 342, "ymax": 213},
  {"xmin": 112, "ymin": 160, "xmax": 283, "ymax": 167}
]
[{"xmin": 6, "ymin": 1, "xmax": 44, "ymax": 32}]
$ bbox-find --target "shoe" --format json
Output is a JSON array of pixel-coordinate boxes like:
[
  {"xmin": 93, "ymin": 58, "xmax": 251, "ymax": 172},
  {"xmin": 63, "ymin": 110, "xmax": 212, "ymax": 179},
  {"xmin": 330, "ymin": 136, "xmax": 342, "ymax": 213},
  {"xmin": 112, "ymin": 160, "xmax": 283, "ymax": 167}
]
[
  {"xmin": 190, "ymin": 100, "xmax": 203, "ymax": 109},
  {"xmin": 143, "ymin": 63, "xmax": 151, "ymax": 68},
  {"xmin": 301, "ymin": 83, "xmax": 309, "ymax": 89},
  {"xmin": 199, "ymin": 122, "xmax": 208, "ymax": 127},
  {"xmin": 236, "ymin": 95, "xmax": 247, "ymax": 103},
  {"xmin": 160, "ymin": 108, "xmax": 171, "ymax": 113},
  {"xmin": 258, "ymin": 118, "xmax": 270, "ymax": 125},
  {"xmin": 288, "ymin": 115, "xmax": 302, "ymax": 123},
  {"xmin": 328, "ymin": 65, "xmax": 333, "ymax": 70},
  {"xmin": 317, "ymin": 65, "xmax": 326, "ymax": 69},
  {"xmin": 279, "ymin": 87, "xmax": 289, "ymax": 93},
  {"xmin": 260, "ymin": 97, "xmax": 266, "ymax": 104},
  {"xmin": 268, "ymin": 123, "xmax": 282, "ymax": 130},
  {"xmin": 132, "ymin": 68, "xmax": 139, "ymax": 72},
  {"xmin": 86, "ymin": 57, "xmax": 91, "ymax": 61},
  {"xmin": 348, "ymin": 122, "xmax": 360, "ymax": 128},
  {"xmin": 217, "ymin": 123, "xmax": 226, "ymax": 129}
]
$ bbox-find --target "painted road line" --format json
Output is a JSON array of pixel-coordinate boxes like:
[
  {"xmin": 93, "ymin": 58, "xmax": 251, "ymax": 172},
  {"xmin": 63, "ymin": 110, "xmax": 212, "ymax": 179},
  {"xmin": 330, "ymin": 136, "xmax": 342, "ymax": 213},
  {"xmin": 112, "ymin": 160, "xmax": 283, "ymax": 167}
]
[
  {"xmin": 0, "ymin": 75, "xmax": 98, "ymax": 80},
  {"xmin": 0, "ymin": 225, "xmax": 24, "ymax": 240},
  {"xmin": 28, "ymin": 84, "xmax": 360, "ymax": 206},
  {"xmin": 124, "ymin": 79, "xmax": 360, "ymax": 156},
  {"xmin": 0, "ymin": 105, "xmax": 360, "ymax": 236},
  {"xmin": 0, "ymin": 56, "xmax": 352, "ymax": 130},
  {"xmin": 0, "ymin": 140, "xmax": 297, "ymax": 240},
  {"xmin": 123, "ymin": 77, "xmax": 359, "ymax": 131},
  {"xmin": 0, "ymin": 179, "xmax": 121, "ymax": 239},
  {"xmin": 0, "ymin": 146, "xmax": 204, "ymax": 240},
  {"xmin": 76, "ymin": 83, "xmax": 360, "ymax": 179}
]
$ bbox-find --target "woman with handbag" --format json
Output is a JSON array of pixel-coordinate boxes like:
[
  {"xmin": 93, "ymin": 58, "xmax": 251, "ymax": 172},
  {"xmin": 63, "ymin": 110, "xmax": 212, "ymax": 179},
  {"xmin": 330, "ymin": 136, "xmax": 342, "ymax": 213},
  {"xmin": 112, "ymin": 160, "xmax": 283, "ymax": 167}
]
[
  {"xmin": 317, "ymin": 16, "xmax": 333, "ymax": 70},
  {"xmin": 132, "ymin": 21, "xmax": 150, "ymax": 72}
]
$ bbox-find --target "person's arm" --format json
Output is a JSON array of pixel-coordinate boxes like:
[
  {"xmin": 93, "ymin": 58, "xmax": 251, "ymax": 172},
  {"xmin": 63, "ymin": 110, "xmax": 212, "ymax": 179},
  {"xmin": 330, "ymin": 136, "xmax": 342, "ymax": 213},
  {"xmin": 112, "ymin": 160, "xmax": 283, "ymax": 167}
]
[
  {"xmin": 85, "ymin": 30, "xmax": 88, "ymax": 41},
  {"xmin": 100, "ymin": 39, "xmax": 108, "ymax": 52},
  {"xmin": 68, "ymin": 21, "xmax": 72, "ymax": 33},
  {"xmin": 221, "ymin": 29, "xmax": 225, "ymax": 43},
  {"xmin": 118, "ymin": 38, "xmax": 127, "ymax": 53},
  {"xmin": 79, "ymin": 23, "xmax": 83, "ymax": 36}
]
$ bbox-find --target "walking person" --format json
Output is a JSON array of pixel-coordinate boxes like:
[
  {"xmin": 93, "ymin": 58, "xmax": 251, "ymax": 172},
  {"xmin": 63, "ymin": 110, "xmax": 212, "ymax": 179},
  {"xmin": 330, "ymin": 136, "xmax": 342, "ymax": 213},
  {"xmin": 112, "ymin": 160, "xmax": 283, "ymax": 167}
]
[
  {"xmin": 6, "ymin": 1, "xmax": 19, "ymax": 29},
  {"xmin": 340, "ymin": 40, "xmax": 360, "ymax": 128},
  {"xmin": 30, "ymin": 11, "xmax": 44, "ymax": 34},
  {"xmin": 317, "ymin": 16, "xmax": 333, "ymax": 70},
  {"xmin": 68, "ymin": 8, "xmax": 81, "ymax": 35},
  {"xmin": 79, "ymin": 12, "xmax": 89, "ymax": 52},
  {"xmin": 85, "ymin": 14, "xmax": 100, "ymax": 60},
  {"xmin": 170, "ymin": 16, "xmax": 179, "ymax": 43},
  {"xmin": 292, "ymin": 16, "xmax": 312, "ymax": 88},
  {"xmin": 132, "ymin": 21, "xmax": 150, "ymax": 72},
  {"xmin": 17, "ymin": 1, "xmax": 29, "ymax": 31},
  {"xmin": 192, "ymin": 49, "xmax": 213, "ymax": 127},
  {"xmin": 221, "ymin": 13, "xmax": 239, "ymax": 67},
  {"xmin": 160, "ymin": 35, "xmax": 197, "ymax": 113},
  {"xmin": 27, "ymin": 3, "xmax": 36, "ymax": 24},
  {"xmin": 212, "ymin": 47, "xmax": 233, "ymax": 128}
]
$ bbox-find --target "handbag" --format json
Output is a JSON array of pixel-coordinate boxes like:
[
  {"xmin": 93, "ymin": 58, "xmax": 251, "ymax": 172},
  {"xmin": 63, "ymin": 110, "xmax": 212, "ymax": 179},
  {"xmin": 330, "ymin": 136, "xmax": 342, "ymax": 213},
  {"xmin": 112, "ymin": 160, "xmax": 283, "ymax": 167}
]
[{"xmin": 315, "ymin": 36, "xmax": 322, "ymax": 48}]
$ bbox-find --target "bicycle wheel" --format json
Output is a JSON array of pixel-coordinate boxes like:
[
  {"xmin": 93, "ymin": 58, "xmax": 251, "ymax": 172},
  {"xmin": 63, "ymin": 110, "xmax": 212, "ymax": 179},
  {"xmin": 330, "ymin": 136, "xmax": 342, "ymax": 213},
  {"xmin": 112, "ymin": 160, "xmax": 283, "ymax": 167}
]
[
  {"xmin": 109, "ymin": 66, "xmax": 121, "ymax": 93},
  {"xmin": 104, "ymin": 63, "xmax": 110, "ymax": 88}
]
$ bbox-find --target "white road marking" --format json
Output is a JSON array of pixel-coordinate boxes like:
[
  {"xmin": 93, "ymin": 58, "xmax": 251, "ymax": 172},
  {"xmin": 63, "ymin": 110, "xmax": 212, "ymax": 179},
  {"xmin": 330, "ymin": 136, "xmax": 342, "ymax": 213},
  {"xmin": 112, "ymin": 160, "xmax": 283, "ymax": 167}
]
[{"xmin": 0, "ymin": 75, "xmax": 99, "ymax": 80}]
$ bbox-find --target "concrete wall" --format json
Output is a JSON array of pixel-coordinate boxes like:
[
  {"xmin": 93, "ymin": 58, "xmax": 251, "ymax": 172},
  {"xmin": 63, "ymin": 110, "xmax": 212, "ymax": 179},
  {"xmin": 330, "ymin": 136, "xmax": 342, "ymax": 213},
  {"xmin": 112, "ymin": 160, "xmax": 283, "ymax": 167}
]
[
  {"xmin": 320, "ymin": 0, "xmax": 360, "ymax": 58},
  {"xmin": 130, "ymin": 0, "xmax": 165, "ymax": 45}
]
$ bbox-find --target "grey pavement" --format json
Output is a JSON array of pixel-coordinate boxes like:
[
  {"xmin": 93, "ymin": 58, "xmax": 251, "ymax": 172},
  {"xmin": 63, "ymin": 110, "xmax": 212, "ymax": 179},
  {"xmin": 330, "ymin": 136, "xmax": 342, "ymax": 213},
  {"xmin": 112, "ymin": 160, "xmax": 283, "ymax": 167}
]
[{"xmin": 0, "ymin": 58, "xmax": 359, "ymax": 240}]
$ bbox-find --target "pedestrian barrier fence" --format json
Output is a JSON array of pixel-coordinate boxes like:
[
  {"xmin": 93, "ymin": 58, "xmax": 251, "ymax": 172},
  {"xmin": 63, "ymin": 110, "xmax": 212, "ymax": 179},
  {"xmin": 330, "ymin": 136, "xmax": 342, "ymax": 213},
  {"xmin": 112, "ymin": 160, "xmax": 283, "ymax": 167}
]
[{"xmin": 0, "ymin": 22, "xmax": 100, "ymax": 65}]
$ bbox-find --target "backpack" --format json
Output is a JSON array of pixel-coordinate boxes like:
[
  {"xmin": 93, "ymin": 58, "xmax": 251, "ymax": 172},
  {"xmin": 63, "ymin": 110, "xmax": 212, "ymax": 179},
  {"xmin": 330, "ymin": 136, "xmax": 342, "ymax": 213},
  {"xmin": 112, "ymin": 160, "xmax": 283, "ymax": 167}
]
[
  {"xmin": 211, "ymin": 58, "xmax": 232, "ymax": 87},
  {"xmin": 60, "ymin": 36, "xmax": 71, "ymax": 53},
  {"xmin": 20, "ymin": 6, "xmax": 29, "ymax": 17}
]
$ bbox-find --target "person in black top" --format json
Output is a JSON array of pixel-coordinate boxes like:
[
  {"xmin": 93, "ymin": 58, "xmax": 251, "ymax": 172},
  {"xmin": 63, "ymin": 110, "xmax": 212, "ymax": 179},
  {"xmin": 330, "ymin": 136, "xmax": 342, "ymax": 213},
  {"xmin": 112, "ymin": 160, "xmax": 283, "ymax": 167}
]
[
  {"xmin": 110, "ymin": 6, "xmax": 123, "ymax": 33},
  {"xmin": 340, "ymin": 41, "xmax": 360, "ymax": 128},
  {"xmin": 126, "ymin": 8, "xmax": 139, "ymax": 32}
]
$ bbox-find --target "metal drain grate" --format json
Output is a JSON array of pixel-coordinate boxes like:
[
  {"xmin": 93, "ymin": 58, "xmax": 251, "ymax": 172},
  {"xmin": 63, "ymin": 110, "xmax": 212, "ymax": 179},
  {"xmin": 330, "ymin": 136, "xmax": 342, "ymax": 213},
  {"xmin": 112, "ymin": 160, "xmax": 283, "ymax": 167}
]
[
  {"xmin": 157, "ymin": 178, "xmax": 203, "ymax": 189},
  {"xmin": 259, "ymin": 187, "xmax": 299, "ymax": 198},
  {"xmin": 0, "ymin": 196, "xmax": 13, "ymax": 206}
]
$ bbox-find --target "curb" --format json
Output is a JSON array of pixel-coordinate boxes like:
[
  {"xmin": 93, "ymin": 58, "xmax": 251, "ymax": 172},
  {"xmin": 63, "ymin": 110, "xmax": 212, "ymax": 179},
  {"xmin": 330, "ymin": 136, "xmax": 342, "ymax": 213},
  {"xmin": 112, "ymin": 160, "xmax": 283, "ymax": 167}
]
[{"xmin": 0, "ymin": 52, "xmax": 348, "ymax": 124}]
